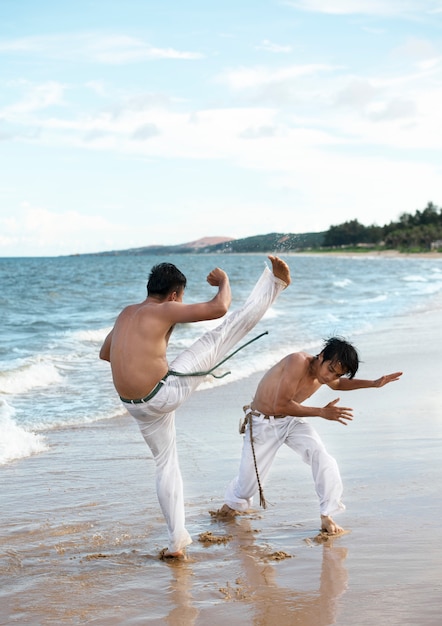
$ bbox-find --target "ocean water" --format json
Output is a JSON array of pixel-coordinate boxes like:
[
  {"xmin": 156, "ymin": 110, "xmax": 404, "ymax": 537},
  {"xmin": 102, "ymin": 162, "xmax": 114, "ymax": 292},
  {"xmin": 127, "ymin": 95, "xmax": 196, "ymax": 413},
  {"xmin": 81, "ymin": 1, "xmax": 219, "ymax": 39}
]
[{"xmin": 1, "ymin": 252, "xmax": 442, "ymax": 466}]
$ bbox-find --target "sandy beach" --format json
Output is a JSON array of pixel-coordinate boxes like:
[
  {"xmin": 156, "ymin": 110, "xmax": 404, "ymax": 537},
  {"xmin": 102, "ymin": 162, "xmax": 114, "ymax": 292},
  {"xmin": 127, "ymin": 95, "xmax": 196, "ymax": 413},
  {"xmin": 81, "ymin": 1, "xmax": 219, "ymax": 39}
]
[{"xmin": 1, "ymin": 304, "xmax": 442, "ymax": 625}]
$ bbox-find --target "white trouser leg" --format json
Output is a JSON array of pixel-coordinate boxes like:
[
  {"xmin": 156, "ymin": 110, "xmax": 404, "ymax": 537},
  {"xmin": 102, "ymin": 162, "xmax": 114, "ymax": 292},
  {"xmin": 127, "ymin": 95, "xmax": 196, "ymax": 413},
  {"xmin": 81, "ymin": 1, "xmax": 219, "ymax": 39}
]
[
  {"xmin": 224, "ymin": 417, "xmax": 282, "ymax": 511},
  {"xmin": 164, "ymin": 267, "xmax": 286, "ymax": 408},
  {"xmin": 127, "ymin": 406, "xmax": 192, "ymax": 553},
  {"xmin": 285, "ymin": 420, "xmax": 345, "ymax": 516}
]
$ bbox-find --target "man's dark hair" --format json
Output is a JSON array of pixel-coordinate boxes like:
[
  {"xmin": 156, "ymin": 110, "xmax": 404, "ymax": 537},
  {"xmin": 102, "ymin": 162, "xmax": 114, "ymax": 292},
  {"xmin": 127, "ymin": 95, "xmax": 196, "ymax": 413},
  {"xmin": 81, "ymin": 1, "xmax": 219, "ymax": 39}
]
[
  {"xmin": 147, "ymin": 263, "xmax": 187, "ymax": 297},
  {"xmin": 320, "ymin": 336, "xmax": 359, "ymax": 379}
]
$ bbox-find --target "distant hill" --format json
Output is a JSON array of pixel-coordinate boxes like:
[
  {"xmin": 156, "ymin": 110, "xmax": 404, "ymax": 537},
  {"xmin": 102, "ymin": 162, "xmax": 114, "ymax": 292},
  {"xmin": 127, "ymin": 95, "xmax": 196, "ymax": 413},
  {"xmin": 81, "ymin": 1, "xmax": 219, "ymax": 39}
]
[
  {"xmin": 180, "ymin": 236, "xmax": 234, "ymax": 248},
  {"xmin": 88, "ymin": 232, "xmax": 325, "ymax": 256},
  {"xmin": 207, "ymin": 232, "xmax": 325, "ymax": 253}
]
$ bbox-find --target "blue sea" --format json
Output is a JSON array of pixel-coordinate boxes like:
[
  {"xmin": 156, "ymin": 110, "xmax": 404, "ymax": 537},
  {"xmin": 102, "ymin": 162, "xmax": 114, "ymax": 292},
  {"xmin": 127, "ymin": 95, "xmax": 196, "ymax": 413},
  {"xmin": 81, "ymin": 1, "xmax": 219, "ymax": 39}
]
[{"xmin": 1, "ymin": 252, "xmax": 442, "ymax": 466}]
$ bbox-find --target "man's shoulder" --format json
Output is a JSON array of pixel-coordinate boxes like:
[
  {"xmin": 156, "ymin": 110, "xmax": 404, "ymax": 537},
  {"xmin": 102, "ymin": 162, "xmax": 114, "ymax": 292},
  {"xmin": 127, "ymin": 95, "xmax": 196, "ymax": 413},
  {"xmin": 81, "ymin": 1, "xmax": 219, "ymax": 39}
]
[
  {"xmin": 286, "ymin": 351, "xmax": 309, "ymax": 363},
  {"xmin": 117, "ymin": 300, "xmax": 157, "ymax": 322},
  {"xmin": 285, "ymin": 351, "xmax": 313, "ymax": 372}
]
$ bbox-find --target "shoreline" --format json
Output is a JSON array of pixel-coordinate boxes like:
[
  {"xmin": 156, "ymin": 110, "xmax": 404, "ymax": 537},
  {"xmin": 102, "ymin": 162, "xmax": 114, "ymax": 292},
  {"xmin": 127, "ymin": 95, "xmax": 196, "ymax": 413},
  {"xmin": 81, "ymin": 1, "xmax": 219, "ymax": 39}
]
[
  {"xmin": 287, "ymin": 249, "xmax": 442, "ymax": 259},
  {"xmin": 2, "ymin": 249, "xmax": 442, "ymax": 260}
]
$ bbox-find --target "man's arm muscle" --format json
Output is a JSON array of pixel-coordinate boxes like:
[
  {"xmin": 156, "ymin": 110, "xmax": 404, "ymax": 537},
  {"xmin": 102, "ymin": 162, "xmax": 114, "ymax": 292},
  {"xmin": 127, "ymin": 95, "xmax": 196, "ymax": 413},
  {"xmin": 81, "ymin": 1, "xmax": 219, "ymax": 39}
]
[{"xmin": 328, "ymin": 371, "xmax": 403, "ymax": 391}]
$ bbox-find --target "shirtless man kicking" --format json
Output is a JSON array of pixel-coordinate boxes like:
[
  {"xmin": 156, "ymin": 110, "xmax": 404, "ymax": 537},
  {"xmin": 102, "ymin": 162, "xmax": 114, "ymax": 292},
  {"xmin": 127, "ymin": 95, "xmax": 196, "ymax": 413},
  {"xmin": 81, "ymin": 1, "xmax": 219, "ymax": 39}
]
[
  {"xmin": 220, "ymin": 337, "xmax": 402, "ymax": 535},
  {"xmin": 100, "ymin": 255, "xmax": 290, "ymax": 558}
]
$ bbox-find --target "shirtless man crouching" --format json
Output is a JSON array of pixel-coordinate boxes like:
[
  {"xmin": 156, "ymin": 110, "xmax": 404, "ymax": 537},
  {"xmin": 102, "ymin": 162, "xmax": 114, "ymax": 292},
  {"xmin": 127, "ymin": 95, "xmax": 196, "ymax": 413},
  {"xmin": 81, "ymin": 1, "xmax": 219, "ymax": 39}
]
[{"xmin": 220, "ymin": 337, "xmax": 402, "ymax": 536}]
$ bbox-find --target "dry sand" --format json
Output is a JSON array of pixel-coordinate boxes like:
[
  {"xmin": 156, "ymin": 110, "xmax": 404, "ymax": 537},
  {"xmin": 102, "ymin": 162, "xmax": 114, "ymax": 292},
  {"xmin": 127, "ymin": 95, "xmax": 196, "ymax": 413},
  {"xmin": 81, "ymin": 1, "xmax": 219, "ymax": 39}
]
[{"xmin": 1, "ymin": 305, "xmax": 442, "ymax": 625}]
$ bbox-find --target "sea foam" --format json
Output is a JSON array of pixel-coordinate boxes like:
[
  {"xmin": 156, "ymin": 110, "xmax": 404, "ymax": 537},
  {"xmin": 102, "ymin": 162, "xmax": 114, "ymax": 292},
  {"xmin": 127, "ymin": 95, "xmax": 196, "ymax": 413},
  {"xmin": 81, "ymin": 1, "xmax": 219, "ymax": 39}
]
[
  {"xmin": 0, "ymin": 358, "xmax": 62, "ymax": 395},
  {"xmin": 0, "ymin": 401, "xmax": 48, "ymax": 465}
]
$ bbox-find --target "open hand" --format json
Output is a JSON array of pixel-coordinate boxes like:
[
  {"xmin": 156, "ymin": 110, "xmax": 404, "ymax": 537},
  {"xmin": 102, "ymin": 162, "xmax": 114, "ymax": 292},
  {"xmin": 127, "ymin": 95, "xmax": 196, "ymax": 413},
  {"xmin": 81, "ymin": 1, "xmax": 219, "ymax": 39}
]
[
  {"xmin": 373, "ymin": 371, "xmax": 403, "ymax": 387},
  {"xmin": 321, "ymin": 398, "xmax": 353, "ymax": 425}
]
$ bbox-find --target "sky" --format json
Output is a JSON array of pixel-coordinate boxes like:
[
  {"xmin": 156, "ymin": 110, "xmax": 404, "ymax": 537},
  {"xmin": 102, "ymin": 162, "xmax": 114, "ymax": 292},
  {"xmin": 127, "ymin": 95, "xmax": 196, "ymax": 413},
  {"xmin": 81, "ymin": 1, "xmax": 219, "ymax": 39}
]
[{"xmin": 1, "ymin": 0, "xmax": 442, "ymax": 257}]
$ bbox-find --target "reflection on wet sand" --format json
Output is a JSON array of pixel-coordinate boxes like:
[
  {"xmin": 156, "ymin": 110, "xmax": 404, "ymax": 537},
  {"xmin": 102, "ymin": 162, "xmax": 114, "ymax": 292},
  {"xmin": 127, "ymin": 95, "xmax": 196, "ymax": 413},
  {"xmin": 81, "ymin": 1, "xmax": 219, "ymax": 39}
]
[
  {"xmin": 159, "ymin": 513, "xmax": 348, "ymax": 626},
  {"xmin": 164, "ymin": 560, "xmax": 199, "ymax": 626},
  {"xmin": 226, "ymin": 516, "xmax": 348, "ymax": 625}
]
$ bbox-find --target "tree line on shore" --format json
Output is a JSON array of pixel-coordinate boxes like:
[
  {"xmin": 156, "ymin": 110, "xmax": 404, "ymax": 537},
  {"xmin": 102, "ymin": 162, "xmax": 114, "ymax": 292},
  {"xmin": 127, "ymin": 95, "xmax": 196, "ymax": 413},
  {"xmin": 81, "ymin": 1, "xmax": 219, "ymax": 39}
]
[
  {"xmin": 209, "ymin": 201, "xmax": 442, "ymax": 254},
  {"xmin": 323, "ymin": 202, "xmax": 442, "ymax": 252}
]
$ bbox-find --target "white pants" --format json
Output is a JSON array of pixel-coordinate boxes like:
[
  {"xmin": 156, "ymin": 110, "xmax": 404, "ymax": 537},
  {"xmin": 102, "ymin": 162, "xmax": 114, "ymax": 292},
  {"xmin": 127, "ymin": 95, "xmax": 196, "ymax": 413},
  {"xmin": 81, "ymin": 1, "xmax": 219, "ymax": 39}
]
[
  {"xmin": 123, "ymin": 266, "xmax": 286, "ymax": 553},
  {"xmin": 224, "ymin": 413, "xmax": 345, "ymax": 517}
]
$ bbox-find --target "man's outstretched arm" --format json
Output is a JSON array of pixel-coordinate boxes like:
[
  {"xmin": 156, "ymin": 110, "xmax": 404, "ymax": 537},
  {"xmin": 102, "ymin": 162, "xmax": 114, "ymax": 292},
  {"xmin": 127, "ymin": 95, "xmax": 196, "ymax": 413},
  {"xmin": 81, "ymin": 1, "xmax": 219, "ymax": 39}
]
[{"xmin": 329, "ymin": 371, "xmax": 403, "ymax": 391}]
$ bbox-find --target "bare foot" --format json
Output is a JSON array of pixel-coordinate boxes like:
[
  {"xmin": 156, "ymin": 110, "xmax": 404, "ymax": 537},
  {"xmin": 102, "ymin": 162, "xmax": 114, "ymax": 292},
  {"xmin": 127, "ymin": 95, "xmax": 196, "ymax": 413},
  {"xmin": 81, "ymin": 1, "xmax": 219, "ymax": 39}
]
[
  {"xmin": 268, "ymin": 255, "xmax": 291, "ymax": 287},
  {"xmin": 210, "ymin": 504, "xmax": 239, "ymax": 520},
  {"xmin": 159, "ymin": 548, "xmax": 186, "ymax": 561},
  {"xmin": 321, "ymin": 514, "xmax": 345, "ymax": 535}
]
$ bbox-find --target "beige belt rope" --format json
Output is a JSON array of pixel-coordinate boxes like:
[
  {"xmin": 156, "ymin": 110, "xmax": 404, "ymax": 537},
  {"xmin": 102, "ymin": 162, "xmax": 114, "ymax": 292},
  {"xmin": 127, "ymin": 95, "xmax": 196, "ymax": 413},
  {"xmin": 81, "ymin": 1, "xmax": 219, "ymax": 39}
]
[
  {"xmin": 247, "ymin": 409, "xmax": 267, "ymax": 509},
  {"xmin": 242, "ymin": 405, "xmax": 286, "ymax": 509}
]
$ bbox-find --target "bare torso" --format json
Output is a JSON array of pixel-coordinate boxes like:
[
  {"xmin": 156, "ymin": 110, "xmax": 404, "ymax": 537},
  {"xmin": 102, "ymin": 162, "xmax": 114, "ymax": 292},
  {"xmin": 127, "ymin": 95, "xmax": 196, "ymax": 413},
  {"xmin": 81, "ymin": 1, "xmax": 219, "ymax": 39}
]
[
  {"xmin": 106, "ymin": 300, "xmax": 175, "ymax": 399},
  {"xmin": 100, "ymin": 258, "xmax": 292, "ymax": 403},
  {"xmin": 99, "ymin": 266, "xmax": 233, "ymax": 400},
  {"xmin": 251, "ymin": 352, "xmax": 322, "ymax": 415}
]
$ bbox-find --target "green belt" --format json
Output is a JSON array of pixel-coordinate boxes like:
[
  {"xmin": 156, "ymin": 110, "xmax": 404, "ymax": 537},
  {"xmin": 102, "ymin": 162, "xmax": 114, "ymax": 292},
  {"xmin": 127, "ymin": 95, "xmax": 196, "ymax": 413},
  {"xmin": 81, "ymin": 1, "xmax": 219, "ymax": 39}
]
[{"xmin": 120, "ymin": 378, "xmax": 168, "ymax": 404}]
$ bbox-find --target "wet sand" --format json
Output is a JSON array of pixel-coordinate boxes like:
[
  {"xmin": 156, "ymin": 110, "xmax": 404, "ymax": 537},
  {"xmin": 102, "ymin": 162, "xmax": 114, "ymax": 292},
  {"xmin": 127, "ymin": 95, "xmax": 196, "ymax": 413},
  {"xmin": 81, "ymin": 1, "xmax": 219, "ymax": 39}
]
[{"xmin": 1, "ymin": 306, "xmax": 442, "ymax": 625}]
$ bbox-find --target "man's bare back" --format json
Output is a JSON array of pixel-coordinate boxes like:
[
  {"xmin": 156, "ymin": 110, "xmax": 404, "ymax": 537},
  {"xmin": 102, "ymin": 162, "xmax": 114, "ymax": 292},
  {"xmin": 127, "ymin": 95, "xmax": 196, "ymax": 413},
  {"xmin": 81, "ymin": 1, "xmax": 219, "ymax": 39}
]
[{"xmin": 100, "ymin": 256, "xmax": 290, "ymax": 401}]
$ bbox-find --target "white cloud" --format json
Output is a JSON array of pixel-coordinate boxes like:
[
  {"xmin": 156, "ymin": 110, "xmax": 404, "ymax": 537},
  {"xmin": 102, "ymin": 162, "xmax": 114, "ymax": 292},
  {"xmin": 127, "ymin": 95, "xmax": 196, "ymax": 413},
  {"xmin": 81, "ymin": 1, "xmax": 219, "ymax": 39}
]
[
  {"xmin": 334, "ymin": 78, "xmax": 382, "ymax": 109},
  {"xmin": 85, "ymin": 81, "xmax": 107, "ymax": 96},
  {"xmin": 2, "ymin": 81, "xmax": 66, "ymax": 115},
  {"xmin": 0, "ymin": 205, "xmax": 131, "ymax": 255},
  {"xmin": 239, "ymin": 125, "xmax": 279, "ymax": 139},
  {"xmin": 393, "ymin": 37, "xmax": 439, "ymax": 62},
  {"xmin": 283, "ymin": 0, "xmax": 441, "ymax": 16},
  {"xmin": 0, "ymin": 33, "xmax": 203, "ymax": 64},
  {"xmin": 217, "ymin": 63, "xmax": 337, "ymax": 90},
  {"xmin": 415, "ymin": 57, "xmax": 442, "ymax": 70},
  {"xmin": 131, "ymin": 123, "xmax": 161, "ymax": 141},
  {"xmin": 255, "ymin": 40, "xmax": 293, "ymax": 53},
  {"xmin": 367, "ymin": 97, "xmax": 416, "ymax": 120}
]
